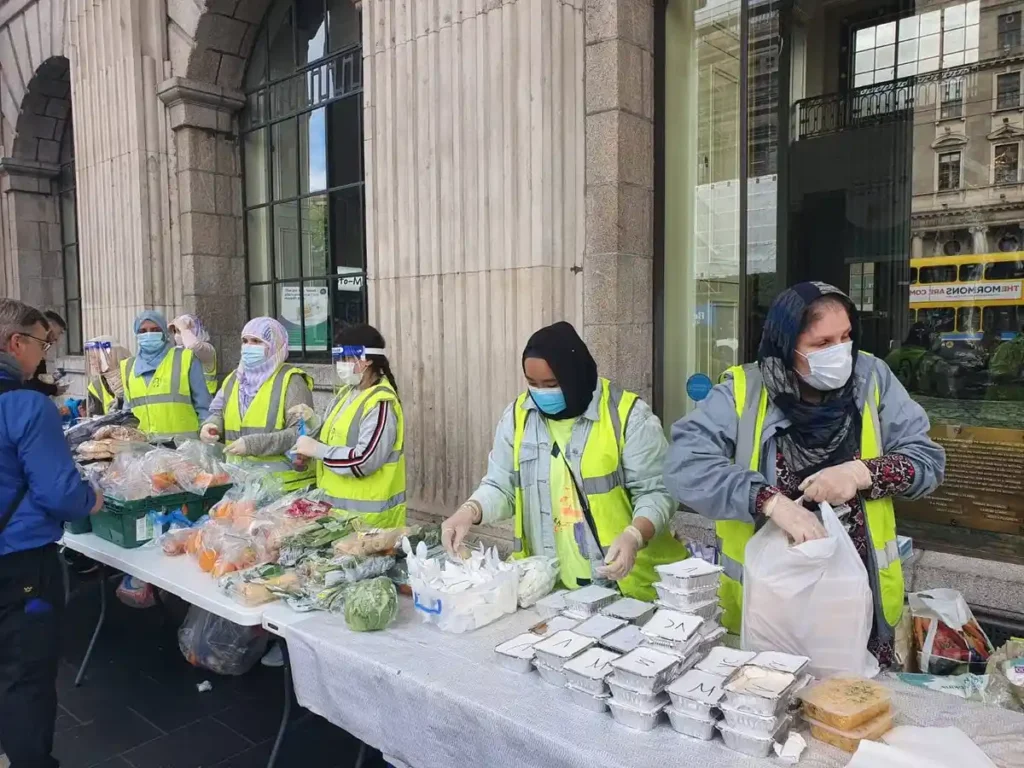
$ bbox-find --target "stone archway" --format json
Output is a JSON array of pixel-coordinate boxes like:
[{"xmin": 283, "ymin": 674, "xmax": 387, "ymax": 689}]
[{"xmin": 0, "ymin": 55, "xmax": 73, "ymax": 317}]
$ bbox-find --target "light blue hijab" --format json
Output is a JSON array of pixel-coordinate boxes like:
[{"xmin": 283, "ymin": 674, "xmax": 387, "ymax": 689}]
[{"xmin": 132, "ymin": 310, "xmax": 173, "ymax": 376}]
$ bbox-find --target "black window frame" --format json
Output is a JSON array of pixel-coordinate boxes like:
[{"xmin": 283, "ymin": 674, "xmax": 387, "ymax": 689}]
[
  {"xmin": 938, "ymin": 151, "xmax": 962, "ymax": 191},
  {"xmin": 58, "ymin": 116, "xmax": 82, "ymax": 356},
  {"xmin": 940, "ymin": 79, "xmax": 963, "ymax": 120},
  {"xmin": 997, "ymin": 71, "xmax": 1021, "ymax": 110},
  {"xmin": 994, "ymin": 142, "xmax": 1021, "ymax": 184},
  {"xmin": 999, "ymin": 12, "xmax": 1022, "ymax": 52},
  {"xmin": 240, "ymin": 0, "xmax": 365, "ymax": 362}
]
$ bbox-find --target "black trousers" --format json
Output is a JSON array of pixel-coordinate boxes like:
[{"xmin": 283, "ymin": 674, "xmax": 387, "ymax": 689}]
[{"xmin": 0, "ymin": 545, "xmax": 63, "ymax": 768}]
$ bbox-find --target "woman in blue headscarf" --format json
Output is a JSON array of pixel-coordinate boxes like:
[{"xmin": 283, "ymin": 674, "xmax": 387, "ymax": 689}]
[{"xmin": 120, "ymin": 310, "xmax": 212, "ymax": 440}]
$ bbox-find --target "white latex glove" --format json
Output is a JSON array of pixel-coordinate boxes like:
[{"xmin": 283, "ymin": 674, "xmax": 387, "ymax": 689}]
[
  {"xmin": 292, "ymin": 435, "xmax": 327, "ymax": 459},
  {"xmin": 798, "ymin": 460, "xmax": 872, "ymax": 506},
  {"xmin": 596, "ymin": 525, "xmax": 644, "ymax": 581},
  {"xmin": 224, "ymin": 438, "xmax": 247, "ymax": 456},
  {"xmin": 764, "ymin": 494, "xmax": 827, "ymax": 544},
  {"xmin": 441, "ymin": 501, "xmax": 481, "ymax": 557},
  {"xmin": 199, "ymin": 423, "xmax": 220, "ymax": 444}
]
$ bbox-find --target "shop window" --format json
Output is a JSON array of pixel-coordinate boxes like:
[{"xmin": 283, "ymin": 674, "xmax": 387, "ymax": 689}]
[
  {"xmin": 997, "ymin": 72, "xmax": 1021, "ymax": 110},
  {"xmin": 938, "ymin": 151, "xmax": 961, "ymax": 190},
  {"xmin": 984, "ymin": 260, "xmax": 1024, "ymax": 279},
  {"xmin": 853, "ymin": 3, "xmax": 979, "ymax": 86},
  {"xmin": 919, "ymin": 308, "xmax": 956, "ymax": 333},
  {"xmin": 849, "ymin": 262, "xmax": 875, "ymax": 312},
  {"xmin": 940, "ymin": 79, "xmax": 963, "ymax": 119},
  {"xmin": 241, "ymin": 0, "xmax": 364, "ymax": 359},
  {"xmin": 59, "ymin": 117, "xmax": 82, "ymax": 355},
  {"xmin": 957, "ymin": 306, "xmax": 979, "ymax": 333},
  {"xmin": 995, "ymin": 143, "xmax": 1021, "ymax": 184},
  {"xmin": 999, "ymin": 13, "xmax": 1022, "ymax": 52}
]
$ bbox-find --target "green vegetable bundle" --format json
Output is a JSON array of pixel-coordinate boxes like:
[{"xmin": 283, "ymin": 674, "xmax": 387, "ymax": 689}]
[{"xmin": 344, "ymin": 576, "xmax": 398, "ymax": 632}]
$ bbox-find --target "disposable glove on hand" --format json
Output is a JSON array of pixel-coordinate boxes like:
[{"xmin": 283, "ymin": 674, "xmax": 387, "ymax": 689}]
[
  {"xmin": 595, "ymin": 525, "xmax": 644, "ymax": 581},
  {"xmin": 293, "ymin": 435, "xmax": 327, "ymax": 459},
  {"xmin": 224, "ymin": 438, "xmax": 247, "ymax": 456},
  {"xmin": 765, "ymin": 493, "xmax": 827, "ymax": 544},
  {"xmin": 441, "ymin": 501, "xmax": 481, "ymax": 557},
  {"xmin": 199, "ymin": 424, "xmax": 220, "ymax": 444},
  {"xmin": 798, "ymin": 460, "xmax": 872, "ymax": 506}
]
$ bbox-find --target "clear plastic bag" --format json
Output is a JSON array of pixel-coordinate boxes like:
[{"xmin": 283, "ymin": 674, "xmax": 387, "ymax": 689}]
[
  {"xmin": 515, "ymin": 556, "xmax": 560, "ymax": 608},
  {"xmin": 99, "ymin": 448, "xmax": 159, "ymax": 500},
  {"xmin": 177, "ymin": 606, "xmax": 269, "ymax": 676},
  {"xmin": 910, "ymin": 589, "xmax": 994, "ymax": 675},
  {"xmin": 219, "ymin": 564, "xmax": 302, "ymax": 607},
  {"xmin": 175, "ymin": 441, "xmax": 232, "ymax": 494},
  {"xmin": 742, "ymin": 502, "xmax": 878, "ymax": 679}
]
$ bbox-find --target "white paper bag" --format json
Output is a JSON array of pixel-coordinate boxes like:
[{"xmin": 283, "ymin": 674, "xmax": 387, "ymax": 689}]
[{"xmin": 741, "ymin": 501, "xmax": 879, "ymax": 679}]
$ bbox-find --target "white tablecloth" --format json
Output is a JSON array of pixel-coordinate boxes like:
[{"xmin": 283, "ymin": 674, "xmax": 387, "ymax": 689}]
[{"xmin": 285, "ymin": 601, "xmax": 1024, "ymax": 768}]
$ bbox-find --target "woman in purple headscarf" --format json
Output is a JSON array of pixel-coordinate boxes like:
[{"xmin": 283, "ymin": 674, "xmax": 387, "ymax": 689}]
[{"xmin": 200, "ymin": 317, "xmax": 316, "ymax": 491}]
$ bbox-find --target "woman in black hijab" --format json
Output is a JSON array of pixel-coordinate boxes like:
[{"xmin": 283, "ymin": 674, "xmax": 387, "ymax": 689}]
[{"xmin": 441, "ymin": 321, "xmax": 688, "ymax": 601}]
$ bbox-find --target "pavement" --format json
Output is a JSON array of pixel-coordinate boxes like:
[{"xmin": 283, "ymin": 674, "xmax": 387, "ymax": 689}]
[{"xmin": 51, "ymin": 572, "xmax": 387, "ymax": 768}]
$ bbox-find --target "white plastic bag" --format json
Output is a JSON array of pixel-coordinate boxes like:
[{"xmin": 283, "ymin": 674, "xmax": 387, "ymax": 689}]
[
  {"xmin": 741, "ymin": 501, "xmax": 879, "ymax": 679},
  {"xmin": 847, "ymin": 726, "xmax": 998, "ymax": 768}
]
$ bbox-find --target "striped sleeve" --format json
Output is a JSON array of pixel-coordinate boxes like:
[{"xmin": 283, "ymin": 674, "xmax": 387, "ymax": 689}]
[{"xmin": 319, "ymin": 401, "xmax": 398, "ymax": 478}]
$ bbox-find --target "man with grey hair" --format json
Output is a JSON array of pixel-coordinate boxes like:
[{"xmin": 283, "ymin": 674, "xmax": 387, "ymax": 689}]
[{"xmin": 0, "ymin": 298, "xmax": 101, "ymax": 767}]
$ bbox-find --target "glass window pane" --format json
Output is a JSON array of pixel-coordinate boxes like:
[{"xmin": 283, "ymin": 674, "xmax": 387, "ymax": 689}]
[
  {"xmin": 64, "ymin": 245, "xmax": 79, "ymax": 300},
  {"xmin": 301, "ymin": 195, "xmax": 330, "ymax": 276},
  {"xmin": 899, "ymin": 16, "xmax": 920, "ymax": 40},
  {"xmin": 61, "ymin": 193, "xmax": 76, "ymax": 245},
  {"xmin": 330, "ymin": 186, "xmax": 364, "ymax": 270},
  {"xmin": 272, "ymin": 118, "xmax": 299, "ymax": 200},
  {"xmin": 300, "ymin": 108, "xmax": 327, "ymax": 194},
  {"xmin": 247, "ymin": 207, "xmax": 271, "ymax": 283},
  {"xmin": 243, "ymin": 90, "xmax": 268, "ymax": 130},
  {"xmin": 66, "ymin": 299, "xmax": 81, "ymax": 354},
  {"xmin": 875, "ymin": 44, "xmax": 895, "ymax": 69},
  {"xmin": 944, "ymin": 28, "xmax": 965, "ymax": 53},
  {"xmin": 943, "ymin": 51, "xmax": 965, "ymax": 68},
  {"xmin": 246, "ymin": 28, "xmax": 268, "ymax": 89},
  {"xmin": 249, "ymin": 283, "xmax": 273, "ymax": 319},
  {"xmin": 876, "ymin": 22, "xmax": 896, "ymax": 47},
  {"xmin": 855, "ymin": 49, "xmax": 874, "ymax": 73},
  {"xmin": 967, "ymin": 1, "xmax": 980, "ymax": 25},
  {"xmin": 897, "ymin": 61, "xmax": 917, "ymax": 78},
  {"xmin": 964, "ymin": 48, "xmax": 978, "ymax": 64},
  {"xmin": 920, "ymin": 34, "xmax": 941, "ymax": 58},
  {"xmin": 944, "ymin": 4, "xmax": 966, "ymax": 29},
  {"xmin": 274, "ymin": 200, "xmax": 301, "ymax": 279},
  {"xmin": 279, "ymin": 281, "xmax": 330, "ymax": 352},
  {"xmin": 244, "ymin": 128, "xmax": 269, "ymax": 206},
  {"xmin": 296, "ymin": 0, "xmax": 327, "ymax": 67},
  {"xmin": 855, "ymin": 71, "xmax": 874, "ymax": 88},
  {"xmin": 334, "ymin": 272, "xmax": 365, "ymax": 327},
  {"xmin": 856, "ymin": 27, "xmax": 876, "ymax": 51},
  {"xmin": 920, "ymin": 10, "xmax": 941, "ymax": 37},
  {"xmin": 966, "ymin": 24, "xmax": 979, "ymax": 50},
  {"xmin": 874, "ymin": 68, "xmax": 894, "ymax": 84},
  {"xmin": 328, "ymin": 0, "xmax": 360, "ymax": 52},
  {"xmin": 328, "ymin": 97, "xmax": 362, "ymax": 187},
  {"xmin": 268, "ymin": 3, "xmax": 295, "ymax": 81},
  {"xmin": 898, "ymin": 39, "xmax": 918, "ymax": 62},
  {"xmin": 919, "ymin": 56, "xmax": 939, "ymax": 74}
]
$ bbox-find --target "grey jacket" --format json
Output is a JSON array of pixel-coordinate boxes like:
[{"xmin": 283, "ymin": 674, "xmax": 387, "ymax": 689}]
[
  {"xmin": 204, "ymin": 376, "xmax": 314, "ymax": 457},
  {"xmin": 470, "ymin": 382, "xmax": 675, "ymax": 561},
  {"xmin": 665, "ymin": 355, "xmax": 946, "ymax": 524}
]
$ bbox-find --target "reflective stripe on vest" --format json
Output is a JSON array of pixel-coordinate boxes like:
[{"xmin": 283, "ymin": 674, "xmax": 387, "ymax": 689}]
[
  {"xmin": 316, "ymin": 380, "xmax": 407, "ymax": 529},
  {"xmin": 718, "ymin": 362, "xmax": 905, "ymax": 633},
  {"xmin": 205, "ymin": 349, "xmax": 219, "ymax": 394},
  {"xmin": 222, "ymin": 364, "xmax": 315, "ymax": 490},
  {"xmin": 121, "ymin": 348, "xmax": 200, "ymax": 438},
  {"xmin": 510, "ymin": 378, "xmax": 689, "ymax": 602}
]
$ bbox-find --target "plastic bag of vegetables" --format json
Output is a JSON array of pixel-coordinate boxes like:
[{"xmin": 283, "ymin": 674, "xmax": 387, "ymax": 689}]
[{"xmin": 344, "ymin": 577, "xmax": 398, "ymax": 632}]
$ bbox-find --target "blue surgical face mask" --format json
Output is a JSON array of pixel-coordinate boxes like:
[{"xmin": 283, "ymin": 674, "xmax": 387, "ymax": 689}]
[
  {"xmin": 137, "ymin": 332, "xmax": 165, "ymax": 352},
  {"xmin": 240, "ymin": 345, "xmax": 267, "ymax": 368},
  {"xmin": 529, "ymin": 386, "xmax": 566, "ymax": 416}
]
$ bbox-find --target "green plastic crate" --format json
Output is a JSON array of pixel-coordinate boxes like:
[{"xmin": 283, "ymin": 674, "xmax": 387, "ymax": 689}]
[
  {"xmin": 65, "ymin": 517, "xmax": 92, "ymax": 535},
  {"xmin": 91, "ymin": 493, "xmax": 203, "ymax": 549},
  {"xmin": 193, "ymin": 483, "xmax": 233, "ymax": 514}
]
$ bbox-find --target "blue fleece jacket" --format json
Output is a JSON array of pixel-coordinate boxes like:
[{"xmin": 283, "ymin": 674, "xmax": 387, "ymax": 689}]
[{"xmin": 0, "ymin": 362, "xmax": 95, "ymax": 556}]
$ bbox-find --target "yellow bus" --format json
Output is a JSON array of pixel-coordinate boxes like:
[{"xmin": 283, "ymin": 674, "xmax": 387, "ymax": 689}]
[{"xmin": 909, "ymin": 252, "xmax": 1024, "ymax": 341}]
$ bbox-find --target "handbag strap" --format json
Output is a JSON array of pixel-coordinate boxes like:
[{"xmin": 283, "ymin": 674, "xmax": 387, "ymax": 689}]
[{"xmin": 0, "ymin": 379, "xmax": 27, "ymax": 537}]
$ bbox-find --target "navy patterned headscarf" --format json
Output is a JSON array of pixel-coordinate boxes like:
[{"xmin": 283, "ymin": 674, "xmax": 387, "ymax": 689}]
[{"xmin": 757, "ymin": 282, "xmax": 860, "ymax": 477}]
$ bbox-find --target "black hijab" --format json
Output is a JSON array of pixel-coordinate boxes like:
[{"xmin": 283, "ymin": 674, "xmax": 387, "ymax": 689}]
[
  {"xmin": 757, "ymin": 282, "xmax": 861, "ymax": 477},
  {"xmin": 522, "ymin": 322, "xmax": 598, "ymax": 420}
]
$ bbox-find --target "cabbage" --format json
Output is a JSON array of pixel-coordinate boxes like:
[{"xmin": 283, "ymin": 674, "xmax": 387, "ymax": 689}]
[{"xmin": 344, "ymin": 577, "xmax": 398, "ymax": 632}]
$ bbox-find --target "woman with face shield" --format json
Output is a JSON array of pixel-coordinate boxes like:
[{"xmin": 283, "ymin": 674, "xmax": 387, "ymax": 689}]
[
  {"xmin": 665, "ymin": 282, "xmax": 946, "ymax": 667},
  {"xmin": 440, "ymin": 321, "xmax": 687, "ymax": 601},
  {"xmin": 199, "ymin": 318, "xmax": 316, "ymax": 491},
  {"xmin": 84, "ymin": 336, "xmax": 130, "ymax": 415},
  {"xmin": 291, "ymin": 324, "xmax": 406, "ymax": 529},
  {"xmin": 121, "ymin": 311, "xmax": 212, "ymax": 440}
]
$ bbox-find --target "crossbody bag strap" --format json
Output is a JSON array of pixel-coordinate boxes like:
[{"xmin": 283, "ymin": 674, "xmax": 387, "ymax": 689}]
[{"xmin": 0, "ymin": 382, "xmax": 27, "ymax": 536}]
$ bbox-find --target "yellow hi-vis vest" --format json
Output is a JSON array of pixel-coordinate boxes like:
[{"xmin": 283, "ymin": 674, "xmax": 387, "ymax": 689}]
[
  {"xmin": 511, "ymin": 378, "xmax": 689, "ymax": 602},
  {"xmin": 716, "ymin": 362, "xmax": 905, "ymax": 634},
  {"xmin": 87, "ymin": 375, "xmax": 117, "ymax": 415},
  {"xmin": 121, "ymin": 348, "xmax": 200, "ymax": 440},
  {"xmin": 204, "ymin": 348, "xmax": 219, "ymax": 395},
  {"xmin": 316, "ymin": 380, "xmax": 406, "ymax": 529},
  {"xmin": 221, "ymin": 364, "xmax": 315, "ymax": 492}
]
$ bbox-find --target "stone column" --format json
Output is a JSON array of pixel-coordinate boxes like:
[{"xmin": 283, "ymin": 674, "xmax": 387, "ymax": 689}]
[
  {"xmin": 0, "ymin": 158, "xmax": 63, "ymax": 310},
  {"xmin": 157, "ymin": 78, "xmax": 247, "ymax": 372},
  {"xmin": 970, "ymin": 225, "xmax": 988, "ymax": 254},
  {"xmin": 583, "ymin": 0, "xmax": 656, "ymax": 402},
  {"xmin": 911, "ymin": 233, "xmax": 924, "ymax": 259}
]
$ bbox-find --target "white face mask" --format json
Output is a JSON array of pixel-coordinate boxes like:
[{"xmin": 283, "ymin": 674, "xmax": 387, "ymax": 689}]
[
  {"xmin": 798, "ymin": 341, "xmax": 853, "ymax": 391},
  {"xmin": 336, "ymin": 361, "xmax": 363, "ymax": 387}
]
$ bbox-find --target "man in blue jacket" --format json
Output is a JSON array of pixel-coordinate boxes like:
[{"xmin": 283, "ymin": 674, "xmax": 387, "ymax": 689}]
[{"xmin": 0, "ymin": 299, "xmax": 102, "ymax": 768}]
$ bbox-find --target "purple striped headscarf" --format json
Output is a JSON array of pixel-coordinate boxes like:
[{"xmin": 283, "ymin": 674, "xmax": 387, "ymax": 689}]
[{"xmin": 235, "ymin": 317, "xmax": 289, "ymax": 416}]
